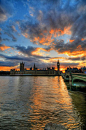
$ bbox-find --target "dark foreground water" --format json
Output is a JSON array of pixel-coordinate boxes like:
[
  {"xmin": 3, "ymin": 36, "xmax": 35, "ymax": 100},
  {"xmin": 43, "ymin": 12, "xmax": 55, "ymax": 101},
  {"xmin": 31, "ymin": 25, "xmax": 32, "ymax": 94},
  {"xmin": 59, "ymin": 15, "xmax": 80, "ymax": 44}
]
[{"xmin": 0, "ymin": 76, "xmax": 86, "ymax": 130}]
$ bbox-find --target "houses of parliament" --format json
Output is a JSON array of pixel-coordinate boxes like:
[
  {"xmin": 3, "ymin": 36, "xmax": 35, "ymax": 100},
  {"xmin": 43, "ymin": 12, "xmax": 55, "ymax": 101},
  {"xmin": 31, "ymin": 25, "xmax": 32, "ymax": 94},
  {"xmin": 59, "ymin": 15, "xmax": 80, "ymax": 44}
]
[{"xmin": 10, "ymin": 61, "xmax": 60, "ymax": 76}]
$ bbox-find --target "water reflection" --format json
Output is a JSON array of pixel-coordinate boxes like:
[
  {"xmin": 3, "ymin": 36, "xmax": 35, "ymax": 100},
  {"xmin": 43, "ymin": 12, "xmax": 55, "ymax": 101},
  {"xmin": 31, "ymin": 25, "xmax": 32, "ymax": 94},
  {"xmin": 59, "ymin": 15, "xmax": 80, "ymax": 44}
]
[
  {"xmin": 27, "ymin": 76, "xmax": 80, "ymax": 130},
  {"xmin": 73, "ymin": 82, "xmax": 86, "ymax": 87},
  {"xmin": 0, "ymin": 76, "xmax": 83, "ymax": 129}
]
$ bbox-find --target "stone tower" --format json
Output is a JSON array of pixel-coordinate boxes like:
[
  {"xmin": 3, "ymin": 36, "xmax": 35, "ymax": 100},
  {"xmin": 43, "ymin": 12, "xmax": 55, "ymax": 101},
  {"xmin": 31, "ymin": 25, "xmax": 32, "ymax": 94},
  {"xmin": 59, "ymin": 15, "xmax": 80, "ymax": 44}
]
[
  {"xmin": 57, "ymin": 60, "xmax": 60, "ymax": 71},
  {"xmin": 20, "ymin": 62, "xmax": 24, "ymax": 71}
]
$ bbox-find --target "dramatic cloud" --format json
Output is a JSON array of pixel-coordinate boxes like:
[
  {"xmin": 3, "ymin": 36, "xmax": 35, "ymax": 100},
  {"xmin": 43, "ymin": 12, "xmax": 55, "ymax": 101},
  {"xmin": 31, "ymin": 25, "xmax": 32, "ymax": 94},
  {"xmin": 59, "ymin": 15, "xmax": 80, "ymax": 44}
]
[
  {"xmin": 16, "ymin": 45, "xmax": 36, "ymax": 56},
  {"xmin": 69, "ymin": 56, "xmax": 86, "ymax": 61},
  {"xmin": 0, "ymin": 6, "xmax": 7, "ymax": 22},
  {"xmin": 53, "ymin": 39, "xmax": 86, "ymax": 56},
  {"xmin": 0, "ymin": 0, "xmax": 86, "ymax": 71},
  {"xmin": 0, "ymin": 44, "xmax": 11, "ymax": 51},
  {"xmin": 0, "ymin": 61, "xmax": 16, "ymax": 67},
  {"xmin": 16, "ymin": 45, "xmax": 51, "ymax": 58},
  {"xmin": 0, "ymin": 53, "xmax": 34, "ymax": 61},
  {"xmin": 14, "ymin": 0, "xmax": 86, "ymax": 58},
  {"xmin": 4, "ymin": 32, "xmax": 17, "ymax": 42},
  {"xmin": 61, "ymin": 62, "xmax": 79, "ymax": 67},
  {"xmin": 69, "ymin": 39, "xmax": 74, "ymax": 43},
  {"xmin": 0, "ymin": 53, "xmax": 53, "ymax": 69},
  {"xmin": 0, "ymin": 0, "xmax": 15, "ymax": 22}
]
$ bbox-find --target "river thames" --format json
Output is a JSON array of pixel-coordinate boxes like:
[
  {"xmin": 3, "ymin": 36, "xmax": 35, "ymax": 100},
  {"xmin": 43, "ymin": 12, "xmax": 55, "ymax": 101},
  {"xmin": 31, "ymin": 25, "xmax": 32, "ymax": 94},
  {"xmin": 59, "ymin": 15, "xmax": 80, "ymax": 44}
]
[{"xmin": 0, "ymin": 76, "xmax": 86, "ymax": 130}]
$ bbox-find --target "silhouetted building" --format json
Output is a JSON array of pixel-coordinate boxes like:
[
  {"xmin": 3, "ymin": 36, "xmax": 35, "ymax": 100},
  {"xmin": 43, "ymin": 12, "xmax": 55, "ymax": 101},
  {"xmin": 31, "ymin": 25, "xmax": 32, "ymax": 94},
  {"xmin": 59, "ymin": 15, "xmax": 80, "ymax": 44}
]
[
  {"xmin": 81, "ymin": 66, "xmax": 86, "ymax": 74},
  {"xmin": 57, "ymin": 60, "xmax": 60, "ymax": 75},
  {"xmin": 0, "ymin": 71, "xmax": 10, "ymax": 76},
  {"xmin": 57, "ymin": 60, "xmax": 60, "ymax": 71},
  {"xmin": 30, "ymin": 67, "xmax": 32, "ymax": 70},
  {"xmin": 20, "ymin": 62, "xmax": 24, "ymax": 71},
  {"xmin": 10, "ymin": 61, "xmax": 61, "ymax": 76},
  {"xmin": 65, "ymin": 67, "xmax": 80, "ymax": 73}
]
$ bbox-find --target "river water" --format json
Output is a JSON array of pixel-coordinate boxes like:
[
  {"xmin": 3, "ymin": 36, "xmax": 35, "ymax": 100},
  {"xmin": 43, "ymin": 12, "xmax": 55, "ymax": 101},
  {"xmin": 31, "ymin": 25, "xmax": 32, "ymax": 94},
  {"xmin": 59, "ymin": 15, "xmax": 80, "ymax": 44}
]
[{"xmin": 0, "ymin": 76, "xmax": 86, "ymax": 130}]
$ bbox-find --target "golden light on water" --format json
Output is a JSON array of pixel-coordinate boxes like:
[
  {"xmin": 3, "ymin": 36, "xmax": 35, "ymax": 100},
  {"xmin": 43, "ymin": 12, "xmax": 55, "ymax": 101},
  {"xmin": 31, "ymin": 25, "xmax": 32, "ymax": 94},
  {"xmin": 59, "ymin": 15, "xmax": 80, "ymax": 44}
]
[{"xmin": 26, "ymin": 76, "xmax": 81, "ymax": 130}]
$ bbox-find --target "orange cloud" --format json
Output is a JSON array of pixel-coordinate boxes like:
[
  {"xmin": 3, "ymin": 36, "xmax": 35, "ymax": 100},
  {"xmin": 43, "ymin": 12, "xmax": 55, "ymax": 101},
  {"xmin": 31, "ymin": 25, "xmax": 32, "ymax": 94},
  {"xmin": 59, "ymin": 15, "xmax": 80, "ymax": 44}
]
[
  {"xmin": 32, "ymin": 34, "xmax": 54, "ymax": 45},
  {"xmin": 49, "ymin": 29, "xmax": 58, "ymax": 37},
  {"xmin": 57, "ymin": 43, "xmax": 86, "ymax": 57},
  {"xmin": 31, "ymin": 47, "xmax": 45, "ymax": 56},
  {"xmin": 63, "ymin": 50, "xmax": 86, "ymax": 57},
  {"xmin": 81, "ymin": 38, "xmax": 86, "ymax": 41},
  {"xmin": 49, "ymin": 26, "xmax": 72, "ymax": 37},
  {"xmin": 49, "ymin": 26, "xmax": 72, "ymax": 38},
  {"xmin": 31, "ymin": 47, "xmax": 52, "ymax": 56},
  {"xmin": 49, "ymin": 29, "xmax": 54, "ymax": 34},
  {"xmin": 22, "ymin": 25, "xmax": 72, "ymax": 46},
  {"xmin": 0, "ymin": 44, "xmax": 11, "ymax": 51},
  {"xmin": 23, "ymin": 30, "xmax": 54, "ymax": 46},
  {"xmin": 77, "ymin": 45, "xmax": 81, "ymax": 49},
  {"xmin": 69, "ymin": 39, "xmax": 74, "ymax": 43},
  {"xmin": 79, "ymin": 62, "xmax": 86, "ymax": 68},
  {"xmin": 58, "ymin": 25, "xmax": 72, "ymax": 36}
]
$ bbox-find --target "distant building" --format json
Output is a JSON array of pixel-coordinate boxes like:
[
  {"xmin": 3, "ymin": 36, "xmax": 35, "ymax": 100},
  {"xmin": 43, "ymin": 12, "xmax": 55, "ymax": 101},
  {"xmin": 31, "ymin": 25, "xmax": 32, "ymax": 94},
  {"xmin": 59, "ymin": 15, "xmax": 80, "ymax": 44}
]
[
  {"xmin": 10, "ymin": 61, "xmax": 61, "ymax": 76},
  {"xmin": 57, "ymin": 60, "xmax": 60, "ymax": 75},
  {"xmin": 0, "ymin": 71, "xmax": 10, "ymax": 76},
  {"xmin": 65, "ymin": 67, "xmax": 85, "ymax": 73},
  {"xmin": 65, "ymin": 67, "xmax": 79, "ymax": 73},
  {"xmin": 57, "ymin": 60, "xmax": 60, "ymax": 71},
  {"xmin": 20, "ymin": 62, "xmax": 24, "ymax": 71},
  {"xmin": 81, "ymin": 66, "xmax": 86, "ymax": 74},
  {"xmin": 30, "ymin": 67, "xmax": 32, "ymax": 70}
]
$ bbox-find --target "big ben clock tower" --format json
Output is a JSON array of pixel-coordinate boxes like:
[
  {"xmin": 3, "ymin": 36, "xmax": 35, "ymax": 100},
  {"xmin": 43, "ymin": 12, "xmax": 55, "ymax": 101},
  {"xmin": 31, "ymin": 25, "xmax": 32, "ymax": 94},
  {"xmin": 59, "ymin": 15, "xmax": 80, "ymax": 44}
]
[{"xmin": 57, "ymin": 60, "xmax": 60, "ymax": 72}]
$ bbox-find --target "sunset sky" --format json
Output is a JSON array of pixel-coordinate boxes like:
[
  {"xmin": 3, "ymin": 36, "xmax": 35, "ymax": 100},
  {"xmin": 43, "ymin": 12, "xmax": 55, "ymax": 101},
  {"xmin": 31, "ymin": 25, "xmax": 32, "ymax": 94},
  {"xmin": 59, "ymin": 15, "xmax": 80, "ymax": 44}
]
[{"xmin": 0, "ymin": 0, "xmax": 86, "ymax": 71}]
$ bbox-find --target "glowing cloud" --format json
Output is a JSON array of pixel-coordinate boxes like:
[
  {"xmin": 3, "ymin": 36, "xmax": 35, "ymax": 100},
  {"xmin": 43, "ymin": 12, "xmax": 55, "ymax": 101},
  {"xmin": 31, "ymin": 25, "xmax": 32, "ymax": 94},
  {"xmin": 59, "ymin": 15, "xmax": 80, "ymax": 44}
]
[
  {"xmin": 58, "ymin": 25, "xmax": 72, "ymax": 36},
  {"xmin": 31, "ymin": 48, "xmax": 44, "ymax": 56},
  {"xmin": 69, "ymin": 39, "xmax": 74, "ymax": 43},
  {"xmin": 0, "ymin": 44, "xmax": 11, "ymax": 51},
  {"xmin": 81, "ymin": 38, "xmax": 86, "ymax": 41},
  {"xmin": 0, "ymin": 0, "xmax": 86, "ymax": 71}
]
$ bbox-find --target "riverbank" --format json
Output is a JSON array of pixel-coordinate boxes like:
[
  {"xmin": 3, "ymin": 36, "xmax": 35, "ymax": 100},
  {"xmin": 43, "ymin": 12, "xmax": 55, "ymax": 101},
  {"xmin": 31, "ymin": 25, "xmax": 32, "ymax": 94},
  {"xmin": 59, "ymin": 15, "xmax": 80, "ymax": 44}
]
[
  {"xmin": 68, "ymin": 90, "xmax": 86, "ymax": 130},
  {"xmin": 65, "ymin": 82, "xmax": 86, "ymax": 93}
]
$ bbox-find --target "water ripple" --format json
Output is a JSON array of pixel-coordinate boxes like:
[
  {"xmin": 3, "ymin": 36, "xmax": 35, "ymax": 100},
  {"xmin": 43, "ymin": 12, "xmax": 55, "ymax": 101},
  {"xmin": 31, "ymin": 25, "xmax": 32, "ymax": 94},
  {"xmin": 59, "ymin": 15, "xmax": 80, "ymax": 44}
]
[{"xmin": 0, "ymin": 76, "xmax": 85, "ymax": 129}]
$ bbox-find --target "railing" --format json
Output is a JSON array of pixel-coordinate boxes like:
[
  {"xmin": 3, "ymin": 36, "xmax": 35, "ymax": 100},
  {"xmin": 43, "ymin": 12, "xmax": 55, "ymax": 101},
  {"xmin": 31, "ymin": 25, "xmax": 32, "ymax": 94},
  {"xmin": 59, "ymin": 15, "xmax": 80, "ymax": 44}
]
[{"xmin": 72, "ymin": 73, "xmax": 86, "ymax": 77}]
